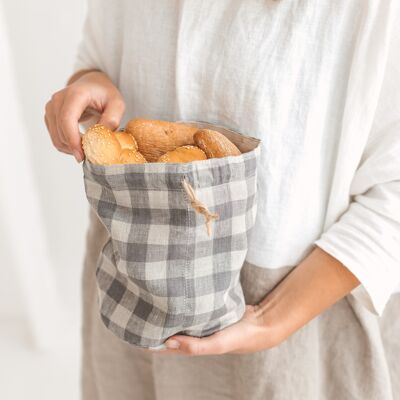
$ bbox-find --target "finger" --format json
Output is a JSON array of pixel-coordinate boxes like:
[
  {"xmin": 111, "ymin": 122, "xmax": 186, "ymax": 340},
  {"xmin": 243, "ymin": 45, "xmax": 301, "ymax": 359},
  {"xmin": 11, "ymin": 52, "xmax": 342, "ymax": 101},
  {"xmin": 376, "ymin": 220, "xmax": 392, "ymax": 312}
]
[
  {"xmin": 98, "ymin": 97, "xmax": 125, "ymax": 130},
  {"xmin": 45, "ymin": 103, "xmax": 71, "ymax": 154},
  {"xmin": 58, "ymin": 90, "xmax": 91, "ymax": 161},
  {"xmin": 45, "ymin": 94, "xmax": 66, "ymax": 145},
  {"xmin": 79, "ymin": 106, "xmax": 101, "ymax": 123},
  {"xmin": 54, "ymin": 96, "xmax": 70, "ymax": 147},
  {"xmin": 45, "ymin": 113, "xmax": 70, "ymax": 153},
  {"xmin": 166, "ymin": 319, "xmax": 257, "ymax": 356},
  {"xmin": 164, "ymin": 331, "xmax": 229, "ymax": 356}
]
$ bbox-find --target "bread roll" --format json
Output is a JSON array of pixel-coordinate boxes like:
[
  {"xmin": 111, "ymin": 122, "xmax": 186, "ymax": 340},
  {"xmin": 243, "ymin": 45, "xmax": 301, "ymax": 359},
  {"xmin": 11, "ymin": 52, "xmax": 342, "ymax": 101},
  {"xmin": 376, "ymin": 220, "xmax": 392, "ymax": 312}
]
[
  {"xmin": 114, "ymin": 131, "xmax": 138, "ymax": 151},
  {"xmin": 82, "ymin": 124, "xmax": 122, "ymax": 165},
  {"xmin": 119, "ymin": 149, "xmax": 147, "ymax": 164},
  {"xmin": 125, "ymin": 118, "xmax": 198, "ymax": 161},
  {"xmin": 157, "ymin": 145, "xmax": 207, "ymax": 163},
  {"xmin": 194, "ymin": 129, "xmax": 241, "ymax": 158},
  {"xmin": 82, "ymin": 124, "xmax": 147, "ymax": 165}
]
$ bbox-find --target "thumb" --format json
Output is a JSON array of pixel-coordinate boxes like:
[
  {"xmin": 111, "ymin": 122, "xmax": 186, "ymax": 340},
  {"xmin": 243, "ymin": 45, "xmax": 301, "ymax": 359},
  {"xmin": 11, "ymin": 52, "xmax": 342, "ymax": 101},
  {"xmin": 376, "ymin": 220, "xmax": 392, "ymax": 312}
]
[
  {"xmin": 165, "ymin": 331, "xmax": 228, "ymax": 355},
  {"xmin": 98, "ymin": 97, "xmax": 125, "ymax": 130}
]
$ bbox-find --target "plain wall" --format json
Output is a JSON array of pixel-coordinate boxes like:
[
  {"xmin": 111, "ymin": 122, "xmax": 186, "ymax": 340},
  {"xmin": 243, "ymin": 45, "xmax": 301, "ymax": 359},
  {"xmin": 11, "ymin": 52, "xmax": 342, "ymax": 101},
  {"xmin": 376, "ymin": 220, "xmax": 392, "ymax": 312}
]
[{"xmin": 0, "ymin": 0, "xmax": 88, "ymax": 328}]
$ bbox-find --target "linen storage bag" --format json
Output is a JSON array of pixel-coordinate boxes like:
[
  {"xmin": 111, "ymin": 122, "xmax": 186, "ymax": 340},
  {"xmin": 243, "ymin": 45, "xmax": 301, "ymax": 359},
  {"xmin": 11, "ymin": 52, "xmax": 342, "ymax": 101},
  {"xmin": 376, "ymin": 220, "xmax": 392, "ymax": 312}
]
[{"xmin": 82, "ymin": 121, "xmax": 261, "ymax": 349}]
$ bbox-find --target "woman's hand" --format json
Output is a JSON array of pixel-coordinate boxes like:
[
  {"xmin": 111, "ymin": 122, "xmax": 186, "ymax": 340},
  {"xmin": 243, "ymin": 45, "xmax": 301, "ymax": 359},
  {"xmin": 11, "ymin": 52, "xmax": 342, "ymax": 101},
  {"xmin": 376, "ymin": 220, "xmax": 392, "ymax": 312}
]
[
  {"xmin": 151, "ymin": 304, "xmax": 281, "ymax": 356},
  {"xmin": 44, "ymin": 70, "xmax": 125, "ymax": 162},
  {"xmin": 152, "ymin": 246, "xmax": 360, "ymax": 356}
]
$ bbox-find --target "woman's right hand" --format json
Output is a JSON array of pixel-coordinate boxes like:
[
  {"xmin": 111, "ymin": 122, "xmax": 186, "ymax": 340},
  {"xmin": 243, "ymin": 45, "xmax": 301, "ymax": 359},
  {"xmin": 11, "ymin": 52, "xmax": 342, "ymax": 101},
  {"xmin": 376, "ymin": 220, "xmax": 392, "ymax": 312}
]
[{"xmin": 44, "ymin": 70, "xmax": 125, "ymax": 162}]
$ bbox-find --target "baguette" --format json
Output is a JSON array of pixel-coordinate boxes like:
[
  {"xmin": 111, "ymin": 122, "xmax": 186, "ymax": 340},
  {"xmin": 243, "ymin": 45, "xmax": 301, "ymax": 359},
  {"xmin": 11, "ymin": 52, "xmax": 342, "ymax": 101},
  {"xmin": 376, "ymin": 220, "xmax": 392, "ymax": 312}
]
[{"xmin": 125, "ymin": 118, "xmax": 198, "ymax": 161}]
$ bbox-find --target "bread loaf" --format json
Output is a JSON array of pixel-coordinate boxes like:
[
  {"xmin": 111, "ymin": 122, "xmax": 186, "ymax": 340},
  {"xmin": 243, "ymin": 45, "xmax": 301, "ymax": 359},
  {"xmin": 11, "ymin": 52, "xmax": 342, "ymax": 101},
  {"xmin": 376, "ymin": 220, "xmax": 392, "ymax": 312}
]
[
  {"xmin": 157, "ymin": 145, "xmax": 207, "ymax": 163},
  {"xmin": 194, "ymin": 129, "xmax": 241, "ymax": 158},
  {"xmin": 125, "ymin": 118, "xmax": 198, "ymax": 162},
  {"xmin": 82, "ymin": 124, "xmax": 146, "ymax": 165}
]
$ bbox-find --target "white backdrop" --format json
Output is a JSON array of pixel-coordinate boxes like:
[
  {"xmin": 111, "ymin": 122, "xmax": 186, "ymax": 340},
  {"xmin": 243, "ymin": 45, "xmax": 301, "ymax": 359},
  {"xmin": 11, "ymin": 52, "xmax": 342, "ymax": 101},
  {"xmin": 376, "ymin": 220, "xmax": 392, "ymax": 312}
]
[{"xmin": 0, "ymin": 0, "xmax": 88, "ymax": 348}]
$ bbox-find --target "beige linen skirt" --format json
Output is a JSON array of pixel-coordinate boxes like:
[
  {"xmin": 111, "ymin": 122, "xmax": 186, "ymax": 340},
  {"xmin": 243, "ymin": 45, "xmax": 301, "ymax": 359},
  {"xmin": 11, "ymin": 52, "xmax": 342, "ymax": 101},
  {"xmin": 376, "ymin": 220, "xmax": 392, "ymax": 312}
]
[{"xmin": 80, "ymin": 207, "xmax": 399, "ymax": 400}]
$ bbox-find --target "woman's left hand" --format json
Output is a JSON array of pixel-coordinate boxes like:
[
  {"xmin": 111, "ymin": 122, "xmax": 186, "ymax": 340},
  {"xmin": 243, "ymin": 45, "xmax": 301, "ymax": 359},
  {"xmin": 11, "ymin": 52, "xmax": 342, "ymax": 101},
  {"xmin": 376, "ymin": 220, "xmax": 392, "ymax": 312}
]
[
  {"xmin": 150, "ymin": 304, "xmax": 281, "ymax": 356},
  {"xmin": 149, "ymin": 246, "xmax": 361, "ymax": 357}
]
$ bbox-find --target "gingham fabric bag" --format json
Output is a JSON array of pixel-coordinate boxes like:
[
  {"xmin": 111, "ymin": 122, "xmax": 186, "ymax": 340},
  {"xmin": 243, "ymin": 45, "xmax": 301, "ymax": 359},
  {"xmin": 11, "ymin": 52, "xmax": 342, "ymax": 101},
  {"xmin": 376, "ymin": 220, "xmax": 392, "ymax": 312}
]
[{"xmin": 82, "ymin": 121, "xmax": 261, "ymax": 349}]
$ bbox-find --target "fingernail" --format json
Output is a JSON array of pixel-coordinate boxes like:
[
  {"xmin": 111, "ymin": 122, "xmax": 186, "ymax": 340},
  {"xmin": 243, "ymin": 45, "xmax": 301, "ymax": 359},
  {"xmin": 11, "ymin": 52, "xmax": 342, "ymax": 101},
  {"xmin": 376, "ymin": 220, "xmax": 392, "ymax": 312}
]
[
  {"xmin": 73, "ymin": 150, "xmax": 83, "ymax": 163},
  {"xmin": 165, "ymin": 339, "xmax": 180, "ymax": 349}
]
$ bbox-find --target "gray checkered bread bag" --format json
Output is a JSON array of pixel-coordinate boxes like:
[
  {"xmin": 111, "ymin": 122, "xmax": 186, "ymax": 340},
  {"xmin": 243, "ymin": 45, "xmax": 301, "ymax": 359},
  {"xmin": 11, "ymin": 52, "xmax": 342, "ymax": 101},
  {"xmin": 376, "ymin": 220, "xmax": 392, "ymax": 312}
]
[{"xmin": 82, "ymin": 121, "xmax": 261, "ymax": 349}]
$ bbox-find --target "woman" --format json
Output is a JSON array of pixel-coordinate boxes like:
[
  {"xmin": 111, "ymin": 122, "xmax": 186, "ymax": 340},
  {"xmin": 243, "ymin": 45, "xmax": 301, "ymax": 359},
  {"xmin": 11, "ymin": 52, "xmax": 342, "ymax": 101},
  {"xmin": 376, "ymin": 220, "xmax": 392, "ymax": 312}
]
[{"xmin": 44, "ymin": 1, "xmax": 400, "ymax": 399}]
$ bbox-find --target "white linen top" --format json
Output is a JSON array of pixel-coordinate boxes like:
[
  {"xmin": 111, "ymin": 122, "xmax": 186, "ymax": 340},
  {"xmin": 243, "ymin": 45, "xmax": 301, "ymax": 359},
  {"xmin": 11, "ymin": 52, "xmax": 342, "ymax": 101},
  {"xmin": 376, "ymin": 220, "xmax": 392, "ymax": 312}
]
[{"xmin": 73, "ymin": 0, "xmax": 400, "ymax": 315}]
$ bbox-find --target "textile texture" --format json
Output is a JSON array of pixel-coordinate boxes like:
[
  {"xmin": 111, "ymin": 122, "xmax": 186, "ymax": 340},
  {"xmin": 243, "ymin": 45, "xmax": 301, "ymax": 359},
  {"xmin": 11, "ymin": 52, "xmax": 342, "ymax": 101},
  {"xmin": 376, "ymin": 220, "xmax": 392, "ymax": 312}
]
[
  {"xmin": 73, "ymin": 0, "xmax": 400, "ymax": 314},
  {"xmin": 80, "ymin": 207, "xmax": 400, "ymax": 400},
  {"xmin": 82, "ymin": 122, "xmax": 260, "ymax": 349}
]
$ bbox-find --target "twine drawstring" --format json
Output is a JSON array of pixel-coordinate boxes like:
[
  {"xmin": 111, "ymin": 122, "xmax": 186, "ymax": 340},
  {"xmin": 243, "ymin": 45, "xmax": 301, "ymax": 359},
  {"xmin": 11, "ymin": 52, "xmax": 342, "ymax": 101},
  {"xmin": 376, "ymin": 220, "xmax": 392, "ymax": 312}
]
[{"xmin": 182, "ymin": 178, "xmax": 219, "ymax": 237}]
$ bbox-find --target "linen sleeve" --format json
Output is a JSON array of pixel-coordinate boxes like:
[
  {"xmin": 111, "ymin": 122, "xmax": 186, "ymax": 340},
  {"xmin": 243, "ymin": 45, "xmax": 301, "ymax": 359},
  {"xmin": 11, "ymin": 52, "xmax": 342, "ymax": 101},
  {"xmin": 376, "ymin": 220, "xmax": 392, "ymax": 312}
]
[
  {"xmin": 71, "ymin": 0, "xmax": 105, "ymax": 75},
  {"xmin": 314, "ymin": 14, "xmax": 400, "ymax": 316}
]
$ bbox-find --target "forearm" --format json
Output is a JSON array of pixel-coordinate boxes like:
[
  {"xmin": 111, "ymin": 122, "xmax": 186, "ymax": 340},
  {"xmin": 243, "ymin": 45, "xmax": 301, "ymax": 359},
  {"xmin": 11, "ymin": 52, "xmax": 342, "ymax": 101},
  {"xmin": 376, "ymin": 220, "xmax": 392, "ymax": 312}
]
[
  {"xmin": 66, "ymin": 68, "xmax": 102, "ymax": 86},
  {"xmin": 257, "ymin": 245, "xmax": 361, "ymax": 344}
]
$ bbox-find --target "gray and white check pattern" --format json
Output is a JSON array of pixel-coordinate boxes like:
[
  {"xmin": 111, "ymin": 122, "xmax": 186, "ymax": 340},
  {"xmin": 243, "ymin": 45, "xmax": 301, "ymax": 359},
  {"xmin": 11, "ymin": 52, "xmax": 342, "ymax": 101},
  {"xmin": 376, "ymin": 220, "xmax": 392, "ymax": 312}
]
[{"xmin": 82, "ymin": 128, "xmax": 260, "ymax": 349}]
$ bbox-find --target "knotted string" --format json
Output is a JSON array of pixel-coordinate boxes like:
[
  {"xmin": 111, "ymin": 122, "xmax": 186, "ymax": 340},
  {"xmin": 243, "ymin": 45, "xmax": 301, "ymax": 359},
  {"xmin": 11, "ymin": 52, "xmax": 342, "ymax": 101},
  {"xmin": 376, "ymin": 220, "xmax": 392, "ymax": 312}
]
[{"xmin": 182, "ymin": 178, "xmax": 219, "ymax": 237}]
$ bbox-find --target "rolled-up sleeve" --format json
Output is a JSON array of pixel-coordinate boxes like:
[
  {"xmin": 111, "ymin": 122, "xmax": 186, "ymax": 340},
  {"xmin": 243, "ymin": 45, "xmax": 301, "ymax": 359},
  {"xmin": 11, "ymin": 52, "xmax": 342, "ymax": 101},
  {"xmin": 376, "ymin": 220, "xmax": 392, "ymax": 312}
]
[
  {"xmin": 72, "ymin": 0, "xmax": 104, "ymax": 74},
  {"xmin": 315, "ymin": 17, "xmax": 400, "ymax": 315}
]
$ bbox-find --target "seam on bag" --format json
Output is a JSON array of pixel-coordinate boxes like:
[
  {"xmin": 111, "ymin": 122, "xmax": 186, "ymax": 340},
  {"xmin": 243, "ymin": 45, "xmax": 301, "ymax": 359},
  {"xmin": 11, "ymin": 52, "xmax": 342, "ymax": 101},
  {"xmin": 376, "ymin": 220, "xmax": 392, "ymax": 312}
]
[
  {"xmin": 182, "ymin": 174, "xmax": 192, "ymax": 327},
  {"xmin": 83, "ymin": 160, "xmax": 258, "ymax": 191},
  {"xmin": 83, "ymin": 178, "xmax": 257, "ymax": 192}
]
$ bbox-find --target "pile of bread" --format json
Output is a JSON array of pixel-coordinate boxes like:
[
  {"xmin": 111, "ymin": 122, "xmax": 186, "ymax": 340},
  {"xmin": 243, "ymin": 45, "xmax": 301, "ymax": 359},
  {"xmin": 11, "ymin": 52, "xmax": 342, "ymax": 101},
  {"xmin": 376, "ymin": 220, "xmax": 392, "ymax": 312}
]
[{"xmin": 81, "ymin": 118, "xmax": 241, "ymax": 165}]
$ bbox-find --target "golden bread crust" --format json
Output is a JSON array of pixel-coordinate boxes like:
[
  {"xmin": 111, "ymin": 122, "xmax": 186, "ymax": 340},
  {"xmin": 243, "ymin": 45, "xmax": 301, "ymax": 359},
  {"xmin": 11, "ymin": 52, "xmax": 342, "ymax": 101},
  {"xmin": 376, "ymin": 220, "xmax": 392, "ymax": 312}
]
[
  {"xmin": 193, "ymin": 129, "xmax": 241, "ymax": 158},
  {"xmin": 125, "ymin": 118, "xmax": 198, "ymax": 162},
  {"xmin": 157, "ymin": 145, "xmax": 207, "ymax": 163}
]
